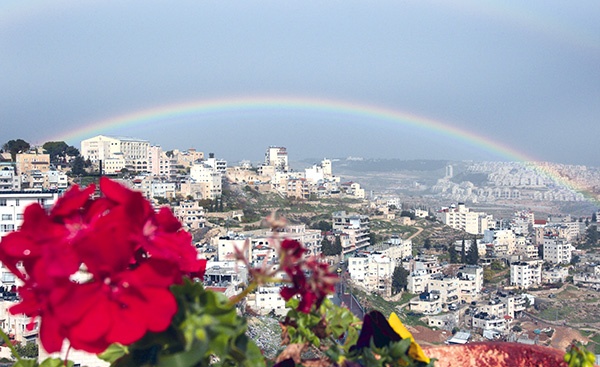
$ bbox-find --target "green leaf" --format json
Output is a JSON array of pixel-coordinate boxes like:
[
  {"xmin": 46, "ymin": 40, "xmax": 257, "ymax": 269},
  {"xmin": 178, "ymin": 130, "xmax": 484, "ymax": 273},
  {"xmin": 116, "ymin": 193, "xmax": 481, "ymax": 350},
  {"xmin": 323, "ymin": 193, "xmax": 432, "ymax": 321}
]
[
  {"xmin": 39, "ymin": 358, "xmax": 74, "ymax": 367},
  {"xmin": 97, "ymin": 343, "xmax": 128, "ymax": 363},
  {"xmin": 13, "ymin": 359, "xmax": 37, "ymax": 367}
]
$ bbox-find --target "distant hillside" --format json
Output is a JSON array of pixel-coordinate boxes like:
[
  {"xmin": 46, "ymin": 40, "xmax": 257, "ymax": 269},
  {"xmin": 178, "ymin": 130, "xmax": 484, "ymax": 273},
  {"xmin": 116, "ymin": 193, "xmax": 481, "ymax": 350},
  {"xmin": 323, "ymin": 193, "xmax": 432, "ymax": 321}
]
[
  {"xmin": 331, "ymin": 159, "xmax": 449, "ymax": 172},
  {"xmin": 449, "ymin": 171, "xmax": 489, "ymax": 186}
]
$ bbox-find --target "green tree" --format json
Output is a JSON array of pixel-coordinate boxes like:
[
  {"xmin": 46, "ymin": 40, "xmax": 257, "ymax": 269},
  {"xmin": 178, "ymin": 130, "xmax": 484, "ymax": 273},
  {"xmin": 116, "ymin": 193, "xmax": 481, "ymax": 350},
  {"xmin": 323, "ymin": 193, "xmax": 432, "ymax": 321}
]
[
  {"xmin": 586, "ymin": 225, "xmax": 598, "ymax": 246},
  {"xmin": 312, "ymin": 220, "xmax": 332, "ymax": 233},
  {"xmin": 3, "ymin": 139, "xmax": 30, "ymax": 161},
  {"xmin": 460, "ymin": 238, "xmax": 466, "ymax": 264},
  {"xmin": 466, "ymin": 236, "xmax": 479, "ymax": 265},
  {"xmin": 13, "ymin": 342, "xmax": 38, "ymax": 359},
  {"xmin": 483, "ymin": 267, "xmax": 494, "ymax": 283},
  {"xmin": 592, "ymin": 212, "xmax": 597, "ymax": 223},
  {"xmin": 42, "ymin": 141, "xmax": 69, "ymax": 161},
  {"xmin": 391, "ymin": 265, "xmax": 409, "ymax": 295},
  {"xmin": 449, "ymin": 243, "xmax": 458, "ymax": 263},
  {"xmin": 423, "ymin": 238, "xmax": 431, "ymax": 250},
  {"xmin": 70, "ymin": 155, "xmax": 86, "ymax": 176}
]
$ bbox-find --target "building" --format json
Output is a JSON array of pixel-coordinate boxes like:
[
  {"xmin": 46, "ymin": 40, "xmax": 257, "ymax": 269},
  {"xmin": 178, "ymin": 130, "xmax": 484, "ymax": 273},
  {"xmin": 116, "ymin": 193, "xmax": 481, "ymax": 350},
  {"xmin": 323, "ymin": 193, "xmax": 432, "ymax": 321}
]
[
  {"xmin": 332, "ymin": 211, "xmax": 370, "ymax": 254},
  {"xmin": 0, "ymin": 191, "xmax": 61, "ymax": 239},
  {"xmin": 348, "ymin": 253, "xmax": 396, "ymax": 296},
  {"xmin": 15, "ymin": 152, "xmax": 50, "ymax": 175},
  {"xmin": 436, "ymin": 203, "xmax": 491, "ymax": 235},
  {"xmin": 172, "ymin": 200, "xmax": 206, "ymax": 230},
  {"xmin": 264, "ymin": 146, "xmax": 289, "ymax": 172},
  {"xmin": 80, "ymin": 135, "xmax": 150, "ymax": 173},
  {"xmin": 189, "ymin": 163, "xmax": 223, "ymax": 199},
  {"xmin": 0, "ymin": 164, "xmax": 20, "ymax": 191},
  {"xmin": 542, "ymin": 236, "xmax": 573, "ymax": 264},
  {"xmin": 510, "ymin": 260, "xmax": 542, "ymax": 289}
]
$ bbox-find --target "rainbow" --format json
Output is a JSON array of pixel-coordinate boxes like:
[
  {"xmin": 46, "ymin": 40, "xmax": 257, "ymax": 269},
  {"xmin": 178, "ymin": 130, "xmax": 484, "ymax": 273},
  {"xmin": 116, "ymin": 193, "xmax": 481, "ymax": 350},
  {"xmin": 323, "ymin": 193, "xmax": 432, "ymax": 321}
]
[{"xmin": 50, "ymin": 95, "xmax": 599, "ymax": 205}]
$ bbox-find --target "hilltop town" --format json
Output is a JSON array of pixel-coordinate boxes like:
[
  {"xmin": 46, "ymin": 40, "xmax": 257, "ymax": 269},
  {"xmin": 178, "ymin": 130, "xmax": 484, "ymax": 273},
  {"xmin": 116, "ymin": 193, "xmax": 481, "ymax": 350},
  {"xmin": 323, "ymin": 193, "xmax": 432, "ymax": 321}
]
[{"xmin": 1, "ymin": 135, "xmax": 599, "ymax": 364}]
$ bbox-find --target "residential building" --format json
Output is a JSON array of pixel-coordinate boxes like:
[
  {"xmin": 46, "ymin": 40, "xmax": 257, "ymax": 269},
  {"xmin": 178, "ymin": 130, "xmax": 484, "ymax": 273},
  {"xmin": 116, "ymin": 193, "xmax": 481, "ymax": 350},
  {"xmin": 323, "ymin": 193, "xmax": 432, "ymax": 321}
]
[
  {"xmin": 457, "ymin": 265, "xmax": 484, "ymax": 303},
  {"xmin": 541, "ymin": 266, "xmax": 569, "ymax": 284},
  {"xmin": 0, "ymin": 191, "xmax": 60, "ymax": 239},
  {"xmin": 252, "ymin": 286, "xmax": 287, "ymax": 316},
  {"xmin": 15, "ymin": 152, "xmax": 50, "ymax": 175},
  {"xmin": 189, "ymin": 163, "xmax": 222, "ymax": 199},
  {"xmin": 510, "ymin": 260, "xmax": 542, "ymax": 289},
  {"xmin": 332, "ymin": 211, "xmax": 370, "ymax": 254},
  {"xmin": 542, "ymin": 236, "xmax": 573, "ymax": 264},
  {"xmin": 172, "ymin": 200, "xmax": 206, "ymax": 230},
  {"xmin": 436, "ymin": 203, "xmax": 491, "ymax": 235},
  {"xmin": 348, "ymin": 253, "xmax": 396, "ymax": 296},
  {"xmin": 264, "ymin": 146, "xmax": 288, "ymax": 172},
  {"xmin": 0, "ymin": 164, "xmax": 20, "ymax": 191}
]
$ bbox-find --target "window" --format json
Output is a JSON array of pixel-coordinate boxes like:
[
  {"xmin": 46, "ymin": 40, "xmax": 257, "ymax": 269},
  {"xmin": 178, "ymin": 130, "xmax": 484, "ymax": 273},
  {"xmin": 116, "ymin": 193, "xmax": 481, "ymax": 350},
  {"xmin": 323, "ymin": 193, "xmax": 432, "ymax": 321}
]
[
  {"xmin": 1, "ymin": 224, "xmax": 15, "ymax": 232},
  {"xmin": 0, "ymin": 199, "xmax": 6, "ymax": 206},
  {"xmin": 15, "ymin": 199, "xmax": 19, "ymax": 206},
  {"xmin": 1, "ymin": 214, "xmax": 12, "ymax": 221}
]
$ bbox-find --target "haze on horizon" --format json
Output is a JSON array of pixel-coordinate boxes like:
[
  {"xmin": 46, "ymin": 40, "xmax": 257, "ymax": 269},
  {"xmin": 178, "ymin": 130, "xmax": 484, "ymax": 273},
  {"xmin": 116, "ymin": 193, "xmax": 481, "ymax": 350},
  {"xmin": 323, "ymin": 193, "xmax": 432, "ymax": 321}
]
[{"xmin": 1, "ymin": 1, "xmax": 599, "ymax": 166}]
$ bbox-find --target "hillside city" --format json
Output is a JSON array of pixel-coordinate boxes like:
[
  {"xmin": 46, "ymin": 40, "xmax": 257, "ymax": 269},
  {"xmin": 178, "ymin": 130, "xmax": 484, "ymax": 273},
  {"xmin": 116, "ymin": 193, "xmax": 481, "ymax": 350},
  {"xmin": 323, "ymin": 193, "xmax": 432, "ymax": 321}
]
[{"xmin": 1, "ymin": 135, "xmax": 599, "ymax": 365}]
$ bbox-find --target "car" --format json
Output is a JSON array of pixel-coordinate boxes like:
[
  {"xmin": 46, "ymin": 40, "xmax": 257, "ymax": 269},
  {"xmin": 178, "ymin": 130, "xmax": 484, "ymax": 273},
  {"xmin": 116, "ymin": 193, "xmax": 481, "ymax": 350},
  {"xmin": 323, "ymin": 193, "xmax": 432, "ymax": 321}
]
[{"xmin": 548, "ymin": 294, "xmax": 556, "ymax": 298}]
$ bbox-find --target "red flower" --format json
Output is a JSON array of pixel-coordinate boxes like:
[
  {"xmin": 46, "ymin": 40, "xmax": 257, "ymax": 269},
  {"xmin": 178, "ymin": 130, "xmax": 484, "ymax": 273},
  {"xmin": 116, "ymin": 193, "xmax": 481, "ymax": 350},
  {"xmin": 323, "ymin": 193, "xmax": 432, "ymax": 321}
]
[
  {"xmin": 278, "ymin": 239, "xmax": 337, "ymax": 313},
  {"xmin": 0, "ymin": 178, "xmax": 205, "ymax": 353},
  {"xmin": 50, "ymin": 259, "xmax": 179, "ymax": 353}
]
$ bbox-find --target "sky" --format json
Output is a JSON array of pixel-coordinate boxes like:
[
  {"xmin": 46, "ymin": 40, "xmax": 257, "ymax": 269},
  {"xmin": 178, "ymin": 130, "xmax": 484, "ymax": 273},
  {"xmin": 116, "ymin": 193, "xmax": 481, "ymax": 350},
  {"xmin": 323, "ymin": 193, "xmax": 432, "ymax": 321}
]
[{"xmin": 1, "ymin": 0, "xmax": 599, "ymax": 165}]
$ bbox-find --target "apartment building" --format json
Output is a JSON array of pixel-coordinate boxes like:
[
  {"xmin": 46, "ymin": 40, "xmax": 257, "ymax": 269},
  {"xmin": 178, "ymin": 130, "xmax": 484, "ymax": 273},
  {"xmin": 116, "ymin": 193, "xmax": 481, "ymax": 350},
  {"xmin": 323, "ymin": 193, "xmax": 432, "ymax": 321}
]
[
  {"xmin": 0, "ymin": 164, "xmax": 20, "ymax": 191},
  {"xmin": 189, "ymin": 163, "xmax": 222, "ymax": 200},
  {"xmin": 252, "ymin": 286, "xmax": 287, "ymax": 316},
  {"xmin": 436, "ymin": 203, "xmax": 491, "ymax": 235},
  {"xmin": 148, "ymin": 146, "xmax": 177, "ymax": 177},
  {"xmin": 457, "ymin": 265, "xmax": 484, "ymax": 302},
  {"xmin": 348, "ymin": 253, "xmax": 396, "ymax": 296},
  {"xmin": 510, "ymin": 260, "xmax": 542, "ymax": 289},
  {"xmin": 264, "ymin": 146, "xmax": 289, "ymax": 172},
  {"xmin": 0, "ymin": 191, "xmax": 60, "ymax": 239},
  {"xmin": 332, "ymin": 211, "xmax": 370, "ymax": 254},
  {"xmin": 172, "ymin": 200, "xmax": 206, "ymax": 230},
  {"xmin": 15, "ymin": 152, "xmax": 50, "ymax": 174},
  {"xmin": 542, "ymin": 236, "xmax": 573, "ymax": 264},
  {"xmin": 483, "ymin": 229, "xmax": 517, "ymax": 256}
]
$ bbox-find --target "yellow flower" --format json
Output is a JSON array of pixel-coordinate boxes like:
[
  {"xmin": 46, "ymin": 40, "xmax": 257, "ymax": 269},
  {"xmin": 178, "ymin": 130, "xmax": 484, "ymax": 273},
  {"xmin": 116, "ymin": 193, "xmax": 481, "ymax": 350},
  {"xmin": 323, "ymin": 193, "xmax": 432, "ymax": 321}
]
[{"xmin": 388, "ymin": 312, "xmax": 430, "ymax": 364}]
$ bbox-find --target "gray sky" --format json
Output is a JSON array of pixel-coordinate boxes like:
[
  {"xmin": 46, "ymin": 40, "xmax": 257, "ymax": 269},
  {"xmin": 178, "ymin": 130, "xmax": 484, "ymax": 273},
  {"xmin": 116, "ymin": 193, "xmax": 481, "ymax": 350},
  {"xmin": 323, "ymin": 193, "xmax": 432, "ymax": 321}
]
[{"xmin": 2, "ymin": 1, "xmax": 599, "ymax": 165}]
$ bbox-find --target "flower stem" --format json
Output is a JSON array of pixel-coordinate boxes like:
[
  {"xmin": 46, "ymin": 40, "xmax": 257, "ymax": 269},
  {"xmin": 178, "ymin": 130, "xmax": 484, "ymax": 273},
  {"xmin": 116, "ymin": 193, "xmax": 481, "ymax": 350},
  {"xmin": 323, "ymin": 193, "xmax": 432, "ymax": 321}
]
[
  {"xmin": 227, "ymin": 281, "xmax": 258, "ymax": 307},
  {"xmin": 0, "ymin": 328, "xmax": 22, "ymax": 363}
]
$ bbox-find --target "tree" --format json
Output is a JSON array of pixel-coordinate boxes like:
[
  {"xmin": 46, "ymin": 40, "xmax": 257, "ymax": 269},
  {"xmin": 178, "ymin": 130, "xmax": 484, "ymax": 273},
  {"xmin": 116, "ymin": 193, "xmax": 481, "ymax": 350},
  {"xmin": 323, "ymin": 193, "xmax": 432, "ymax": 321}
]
[
  {"xmin": 449, "ymin": 243, "xmax": 458, "ymax": 263},
  {"xmin": 466, "ymin": 236, "xmax": 479, "ymax": 265},
  {"xmin": 586, "ymin": 225, "xmax": 598, "ymax": 246},
  {"xmin": 483, "ymin": 267, "xmax": 494, "ymax": 283},
  {"xmin": 3, "ymin": 139, "xmax": 30, "ymax": 161},
  {"xmin": 13, "ymin": 342, "xmax": 38, "ymax": 359},
  {"xmin": 460, "ymin": 238, "xmax": 466, "ymax": 264},
  {"xmin": 391, "ymin": 265, "xmax": 409, "ymax": 295},
  {"xmin": 312, "ymin": 220, "xmax": 332, "ymax": 233},
  {"xmin": 592, "ymin": 212, "xmax": 597, "ymax": 223},
  {"xmin": 70, "ymin": 155, "xmax": 86, "ymax": 176},
  {"xmin": 42, "ymin": 141, "xmax": 69, "ymax": 161},
  {"xmin": 423, "ymin": 238, "xmax": 431, "ymax": 250},
  {"xmin": 322, "ymin": 236, "xmax": 342, "ymax": 256}
]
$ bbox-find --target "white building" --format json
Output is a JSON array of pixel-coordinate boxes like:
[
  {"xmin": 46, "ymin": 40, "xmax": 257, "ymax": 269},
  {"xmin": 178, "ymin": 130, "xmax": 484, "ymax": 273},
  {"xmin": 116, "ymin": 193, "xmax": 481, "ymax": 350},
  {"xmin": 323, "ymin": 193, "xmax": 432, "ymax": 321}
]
[
  {"xmin": 510, "ymin": 260, "xmax": 542, "ymax": 289},
  {"xmin": 436, "ymin": 203, "xmax": 491, "ymax": 235},
  {"xmin": 348, "ymin": 253, "xmax": 396, "ymax": 296},
  {"xmin": 542, "ymin": 236, "xmax": 573, "ymax": 264},
  {"xmin": 252, "ymin": 286, "xmax": 287, "ymax": 316},
  {"xmin": 264, "ymin": 146, "xmax": 289, "ymax": 172},
  {"xmin": 0, "ymin": 191, "xmax": 61, "ymax": 239},
  {"xmin": 332, "ymin": 211, "xmax": 370, "ymax": 254},
  {"xmin": 189, "ymin": 163, "xmax": 223, "ymax": 199},
  {"xmin": 80, "ymin": 135, "xmax": 150, "ymax": 173},
  {"xmin": 0, "ymin": 164, "xmax": 20, "ymax": 191}
]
